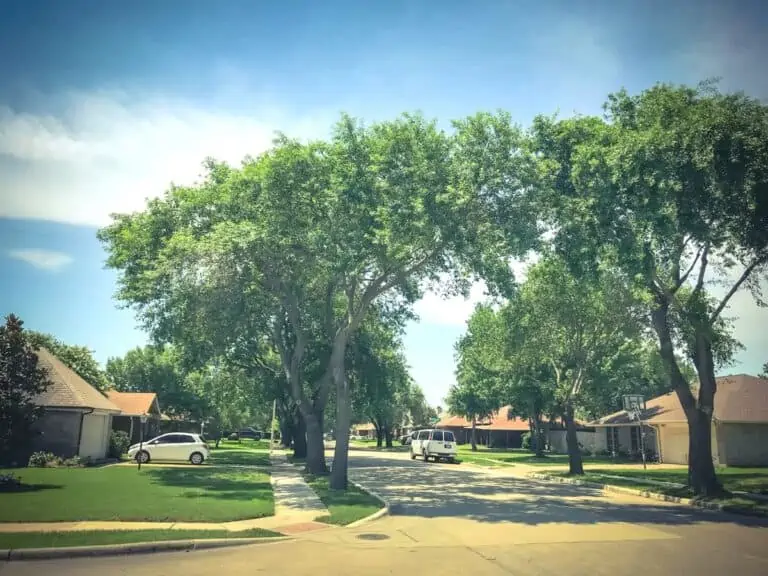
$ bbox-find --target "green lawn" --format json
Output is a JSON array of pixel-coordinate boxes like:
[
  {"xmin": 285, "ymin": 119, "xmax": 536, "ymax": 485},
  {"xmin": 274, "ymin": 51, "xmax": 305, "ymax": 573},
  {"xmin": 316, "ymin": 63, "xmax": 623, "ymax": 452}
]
[
  {"xmin": 206, "ymin": 439, "xmax": 270, "ymax": 466},
  {"xmin": 212, "ymin": 439, "xmax": 270, "ymax": 451},
  {"xmin": 0, "ymin": 529, "xmax": 281, "ymax": 550},
  {"xmin": 456, "ymin": 446, "xmax": 634, "ymax": 467},
  {"xmin": 547, "ymin": 470, "xmax": 768, "ymax": 517},
  {"xmin": 579, "ymin": 467, "xmax": 768, "ymax": 495},
  {"xmin": 304, "ymin": 475, "xmax": 383, "ymax": 525},
  {"xmin": 0, "ymin": 466, "xmax": 274, "ymax": 523}
]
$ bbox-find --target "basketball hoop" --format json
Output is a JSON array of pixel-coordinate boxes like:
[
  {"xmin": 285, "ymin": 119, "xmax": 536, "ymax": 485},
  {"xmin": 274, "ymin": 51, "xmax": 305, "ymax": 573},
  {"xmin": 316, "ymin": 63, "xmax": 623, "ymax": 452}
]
[{"xmin": 622, "ymin": 394, "xmax": 648, "ymax": 470}]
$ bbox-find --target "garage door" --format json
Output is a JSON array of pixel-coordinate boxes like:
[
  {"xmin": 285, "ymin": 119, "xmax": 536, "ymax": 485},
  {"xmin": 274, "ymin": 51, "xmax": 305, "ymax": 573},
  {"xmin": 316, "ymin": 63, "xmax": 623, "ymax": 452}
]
[
  {"xmin": 660, "ymin": 426, "xmax": 688, "ymax": 464},
  {"xmin": 79, "ymin": 413, "xmax": 109, "ymax": 460}
]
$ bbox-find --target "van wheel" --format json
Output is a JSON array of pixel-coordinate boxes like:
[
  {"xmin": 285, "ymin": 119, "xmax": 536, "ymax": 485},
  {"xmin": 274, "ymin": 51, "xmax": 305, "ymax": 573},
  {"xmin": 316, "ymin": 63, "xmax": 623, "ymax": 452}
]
[
  {"xmin": 410, "ymin": 450, "xmax": 416, "ymax": 460},
  {"xmin": 423, "ymin": 450, "xmax": 429, "ymax": 462}
]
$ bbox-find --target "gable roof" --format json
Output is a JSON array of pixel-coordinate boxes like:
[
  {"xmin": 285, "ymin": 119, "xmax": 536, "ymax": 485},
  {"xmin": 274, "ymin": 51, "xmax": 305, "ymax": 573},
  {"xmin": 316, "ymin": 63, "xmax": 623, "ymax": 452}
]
[
  {"xmin": 592, "ymin": 374, "xmax": 768, "ymax": 426},
  {"xmin": 34, "ymin": 348, "xmax": 121, "ymax": 413},
  {"xmin": 105, "ymin": 391, "xmax": 160, "ymax": 417}
]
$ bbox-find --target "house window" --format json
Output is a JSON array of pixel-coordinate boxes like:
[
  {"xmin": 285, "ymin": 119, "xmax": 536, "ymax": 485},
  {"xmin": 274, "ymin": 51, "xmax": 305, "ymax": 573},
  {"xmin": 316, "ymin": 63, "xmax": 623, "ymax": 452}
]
[
  {"xmin": 606, "ymin": 428, "xmax": 619, "ymax": 453},
  {"xmin": 630, "ymin": 427, "xmax": 639, "ymax": 452}
]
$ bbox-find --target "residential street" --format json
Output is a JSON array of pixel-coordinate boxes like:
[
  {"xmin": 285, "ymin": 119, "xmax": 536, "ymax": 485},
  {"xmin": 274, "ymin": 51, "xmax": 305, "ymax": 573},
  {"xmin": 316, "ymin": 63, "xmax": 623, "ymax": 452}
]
[{"xmin": 3, "ymin": 450, "xmax": 768, "ymax": 576}]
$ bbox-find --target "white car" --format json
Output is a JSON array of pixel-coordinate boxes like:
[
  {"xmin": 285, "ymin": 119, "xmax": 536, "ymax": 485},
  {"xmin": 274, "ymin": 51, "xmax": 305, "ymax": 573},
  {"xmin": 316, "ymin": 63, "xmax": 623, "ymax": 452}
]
[
  {"xmin": 128, "ymin": 433, "xmax": 210, "ymax": 465},
  {"xmin": 410, "ymin": 429, "xmax": 457, "ymax": 463}
]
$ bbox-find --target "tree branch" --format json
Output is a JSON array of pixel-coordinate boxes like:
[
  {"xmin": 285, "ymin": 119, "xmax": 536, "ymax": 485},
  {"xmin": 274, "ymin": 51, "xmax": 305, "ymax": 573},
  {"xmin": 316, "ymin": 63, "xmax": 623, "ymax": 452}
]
[
  {"xmin": 692, "ymin": 243, "xmax": 709, "ymax": 296},
  {"xmin": 710, "ymin": 254, "xmax": 768, "ymax": 322},
  {"xmin": 673, "ymin": 246, "xmax": 704, "ymax": 293}
]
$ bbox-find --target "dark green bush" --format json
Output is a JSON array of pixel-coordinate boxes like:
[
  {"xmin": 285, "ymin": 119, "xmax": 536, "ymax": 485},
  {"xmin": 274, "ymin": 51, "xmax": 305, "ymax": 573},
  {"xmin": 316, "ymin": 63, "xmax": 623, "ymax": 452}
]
[
  {"xmin": 109, "ymin": 430, "xmax": 131, "ymax": 458},
  {"xmin": 521, "ymin": 432, "xmax": 532, "ymax": 451}
]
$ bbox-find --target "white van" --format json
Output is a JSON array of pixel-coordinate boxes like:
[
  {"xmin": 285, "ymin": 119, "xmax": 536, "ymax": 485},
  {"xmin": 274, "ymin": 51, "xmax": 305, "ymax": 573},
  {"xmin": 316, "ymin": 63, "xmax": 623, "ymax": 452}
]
[{"xmin": 410, "ymin": 429, "xmax": 457, "ymax": 463}]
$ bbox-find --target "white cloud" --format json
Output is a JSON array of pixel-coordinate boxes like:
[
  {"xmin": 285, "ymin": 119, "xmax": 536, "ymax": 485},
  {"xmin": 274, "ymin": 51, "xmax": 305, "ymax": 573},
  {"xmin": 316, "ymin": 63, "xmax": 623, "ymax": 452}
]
[
  {"xmin": 0, "ymin": 91, "xmax": 333, "ymax": 226},
  {"xmin": 8, "ymin": 249, "xmax": 73, "ymax": 271}
]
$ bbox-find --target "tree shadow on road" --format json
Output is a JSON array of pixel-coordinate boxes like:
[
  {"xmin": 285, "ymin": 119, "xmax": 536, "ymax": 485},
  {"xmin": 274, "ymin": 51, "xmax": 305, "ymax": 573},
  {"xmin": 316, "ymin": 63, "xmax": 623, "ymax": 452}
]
[{"xmin": 348, "ymin": 454, "xmax": 768, "ymax": 529}]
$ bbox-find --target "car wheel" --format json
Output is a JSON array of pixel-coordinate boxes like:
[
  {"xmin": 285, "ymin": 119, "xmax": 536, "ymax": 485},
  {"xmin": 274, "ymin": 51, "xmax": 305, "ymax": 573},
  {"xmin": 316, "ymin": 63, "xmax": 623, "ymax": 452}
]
[
  {"xmin": 135, "ymin": 450, "xmax": 150, "ymax": 464},
  {"xmin": 410, "ymin": 449, "xmax": 416, "ymax": 460},
  {"xmin": 189, "ymin": 452, "xmax": 204, "ymax": 465}
]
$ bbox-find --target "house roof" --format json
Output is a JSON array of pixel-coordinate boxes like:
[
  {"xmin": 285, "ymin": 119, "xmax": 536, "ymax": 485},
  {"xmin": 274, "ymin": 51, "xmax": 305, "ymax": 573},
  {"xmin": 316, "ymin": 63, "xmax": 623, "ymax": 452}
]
[
  {"xmin": 437, "ymin": 406, "xmax": 530, "ymax": 432},
  {"xmin": 591, "ymin": 374, "xmax": 768, "ymax": 426},
  {"xmin": 105, "ymin": 391, "xmax": 160, "ymax": 417},
  {"xmin": 352, "ymin": 423, "xmax": 377, "ymax": 432},
  {"xmin": 34, "ymin": 348, "xmax": 121, "ymax": 413}
]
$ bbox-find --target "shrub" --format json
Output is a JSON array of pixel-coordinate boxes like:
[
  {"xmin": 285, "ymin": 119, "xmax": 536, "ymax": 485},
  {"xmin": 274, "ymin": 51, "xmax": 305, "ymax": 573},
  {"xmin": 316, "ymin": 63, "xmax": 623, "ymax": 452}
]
[
  {"xmin": 521, "ymin": 432, "xmax": 532, "ymax": 451},
  {"xmin": 109, "ymin": 430, "xmax": 131, "ymax": 459},
  {"xmin": 0, "ymin": 474, "xmax": 22, "ymax": 492},
  {"xmin": 28, "ymin": 451, "xmax": 58, "ymax": 467},
  {"xmin": 593, "ymin": 449, "xmax": 611, "ymax": 458},
  {"xmin": 228, "ymin": 432, "xmax": 239, "ymax": 441}
]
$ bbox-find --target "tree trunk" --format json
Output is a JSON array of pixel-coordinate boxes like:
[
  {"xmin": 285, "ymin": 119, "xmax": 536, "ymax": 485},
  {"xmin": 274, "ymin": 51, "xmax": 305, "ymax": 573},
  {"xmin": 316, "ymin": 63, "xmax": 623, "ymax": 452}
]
[
  {"xmin": 563, "ymin": 402, "xmax": 584, "ymax": 475},
  {"xmin": 375, "ymin": 424, "xmax": 383, "ymax": 448},
  {"xmin": 534, "ymin": 416, "xmax": 544, "ymax": 457},
  {"xmin": 688, "ymin": 332, "xmax": 722, "ymax": 495},
  {"xmin": 304, "ymin": 410, "xmax": 327, "ymax": 475},
  {"xmin": 330, "ymin": 370, "xmax": 352, "ymax": 490},
  {"xmin": 293, "ymin": 410, "xmax": 307, "ymax": 459},
  {"xmin": 385, "ymin": 428, "xmax": 393, "ymax": 448},
  {"xmin": 279, "ymin": 420, "xmax": 293, "ymax": 449},
  {"xmin": 470, "ymin": 417, "xmax": 477, "ymax": 452},
  {"xmin": 651, "ymin": 301, "xmax": 721, "ymax": 495}
]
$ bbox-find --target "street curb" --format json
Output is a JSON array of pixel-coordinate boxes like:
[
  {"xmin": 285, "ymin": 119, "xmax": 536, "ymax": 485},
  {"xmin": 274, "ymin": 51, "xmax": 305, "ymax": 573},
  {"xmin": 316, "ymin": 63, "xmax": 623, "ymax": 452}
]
[
  {"xmin": 528, "ymin": 472, "xmax": 768, "ymax": 517},
  {"xmin": 345, "ymin": 480, "xmax": 391, "ymax": 528},
  {"xmin": 0, "ymin": 536, "xmax": 291, "ymax": 562}
]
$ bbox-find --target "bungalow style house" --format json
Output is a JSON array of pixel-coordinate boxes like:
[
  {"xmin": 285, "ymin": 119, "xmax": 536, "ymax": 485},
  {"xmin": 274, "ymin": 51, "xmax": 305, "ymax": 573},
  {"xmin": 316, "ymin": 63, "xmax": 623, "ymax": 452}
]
[
  {"xmin": 591, "ymin": 374, "xmax": 768, "ymax": 466},
  {"xmin": 437, "ymin": 406, "xmax": 597, "ymax": 450},
  {"xmin": 31, "ymin": 348, "xmax": 121, "ymax": 460},
  {"xmin": 106, "ymin": 391, "xmax": 162, "ymax": 444}
]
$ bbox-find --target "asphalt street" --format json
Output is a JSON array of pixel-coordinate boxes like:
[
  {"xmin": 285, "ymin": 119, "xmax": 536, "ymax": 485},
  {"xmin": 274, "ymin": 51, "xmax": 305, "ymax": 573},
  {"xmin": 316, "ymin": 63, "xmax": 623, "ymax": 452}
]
[{"xmin": 2, "ymin": 450, "xmax": 767, "ymax": 575}]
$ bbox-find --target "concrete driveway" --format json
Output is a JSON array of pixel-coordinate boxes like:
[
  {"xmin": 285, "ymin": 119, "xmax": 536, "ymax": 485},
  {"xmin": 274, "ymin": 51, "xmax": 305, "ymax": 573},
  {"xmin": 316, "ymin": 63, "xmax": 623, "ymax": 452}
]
[{"xmin": 3, "ymin": 450, "xmax": 768, "ymax": 576}]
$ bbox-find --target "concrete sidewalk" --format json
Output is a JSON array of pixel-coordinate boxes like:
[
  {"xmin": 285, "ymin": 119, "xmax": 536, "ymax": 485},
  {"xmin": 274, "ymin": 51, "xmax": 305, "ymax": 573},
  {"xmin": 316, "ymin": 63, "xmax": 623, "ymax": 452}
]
[{"xmin": 0, "ymin": 454, "xmax": 330, "ymax": 535}]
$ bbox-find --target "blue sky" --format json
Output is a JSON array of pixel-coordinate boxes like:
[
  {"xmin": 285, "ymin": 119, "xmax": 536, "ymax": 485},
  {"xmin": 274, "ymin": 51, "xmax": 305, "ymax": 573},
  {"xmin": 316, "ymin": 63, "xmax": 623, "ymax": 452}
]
[{"xmin": 1, "ymin": 0, "xmax": 767, "ymax": 405}]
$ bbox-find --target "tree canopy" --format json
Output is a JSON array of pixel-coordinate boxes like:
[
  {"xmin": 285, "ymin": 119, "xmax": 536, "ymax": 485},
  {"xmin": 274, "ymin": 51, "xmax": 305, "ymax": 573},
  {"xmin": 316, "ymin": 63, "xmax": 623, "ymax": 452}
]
[
  {"xmin": 26, "ymin": 331, "xmax": 108, "ymax": 390},
  {"xmin": 0, "ymin": 315, "xmax": 52, "ymax": 466},
  {"xmin": 99, "ymin": 111, "xmax": 540, "ymax": 487},
  {"xmin": 532, "ymin": 82, "xmax": 768, "ymax": 493}
]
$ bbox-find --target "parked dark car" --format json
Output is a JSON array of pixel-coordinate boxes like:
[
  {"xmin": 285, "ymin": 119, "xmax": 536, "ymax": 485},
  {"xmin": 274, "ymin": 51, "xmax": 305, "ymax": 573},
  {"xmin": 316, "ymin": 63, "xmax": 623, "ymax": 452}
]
[{"xmin": 238, "ymin": 427, "xmax": 262, "ymax": 440}]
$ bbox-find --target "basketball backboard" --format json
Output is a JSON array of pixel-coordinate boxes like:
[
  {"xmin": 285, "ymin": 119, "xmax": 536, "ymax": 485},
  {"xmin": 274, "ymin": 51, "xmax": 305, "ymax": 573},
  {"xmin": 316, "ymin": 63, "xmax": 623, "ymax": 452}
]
[{"xmin": 622, "ymin": 394, "xmax": 645, "ymax": 414}]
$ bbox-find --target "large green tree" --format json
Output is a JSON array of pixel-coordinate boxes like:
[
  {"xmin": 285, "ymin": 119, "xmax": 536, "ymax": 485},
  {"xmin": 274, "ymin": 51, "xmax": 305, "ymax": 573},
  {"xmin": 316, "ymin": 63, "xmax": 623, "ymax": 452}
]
[
  {"xmin": 99, "ymin": 112, "xmax": 539, "ymax": 488},
  {"xmin": 26, "ymin": 332, "xmax": 108, "ymax": 390},
  {"xmin": 0, "ymin": 315, "xmax": 52, "ymax": 465},
  {"xmin": 533, "ymin": 82, "xmax": 768, "ymax": 494},
  {"xmin": 448, "ymin": 304, "xmax": 506, "ymax": 451},
  {"xmin": 106, "ymin": 346, "xmax": 205, "ymax": 420},
  {"xmin": 350, "ymin": 312, "xmax": 413, "ymax": 448},
  {"xmin": 510, "ymin": 256, "xmax": 646, "ymax": 474}
]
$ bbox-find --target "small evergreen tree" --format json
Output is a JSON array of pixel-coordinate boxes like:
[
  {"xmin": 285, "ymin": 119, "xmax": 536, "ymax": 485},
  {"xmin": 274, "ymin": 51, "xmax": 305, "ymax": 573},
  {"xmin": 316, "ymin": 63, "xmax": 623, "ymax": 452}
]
[{"xmin": 0, "ymin": 314, "xmax": 51, "ymax": 465}]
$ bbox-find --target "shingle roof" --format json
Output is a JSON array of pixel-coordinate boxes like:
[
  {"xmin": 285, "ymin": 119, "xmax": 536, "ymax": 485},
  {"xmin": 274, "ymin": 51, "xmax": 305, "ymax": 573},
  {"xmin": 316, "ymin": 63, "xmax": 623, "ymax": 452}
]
[
  {"xmin": 591, "ymin": 374, "xmax": 768, "ymax": 426},
  {"xmin": 437, "ymin": 406, "xmax": 533, "ymax": 432},
  {"xmin": 105, "ymin": 391, "xmax": 159, "ymax": 416},
  {"xmin": 34, "ymin": 348, "xmax": 121, "ymax": 413}
]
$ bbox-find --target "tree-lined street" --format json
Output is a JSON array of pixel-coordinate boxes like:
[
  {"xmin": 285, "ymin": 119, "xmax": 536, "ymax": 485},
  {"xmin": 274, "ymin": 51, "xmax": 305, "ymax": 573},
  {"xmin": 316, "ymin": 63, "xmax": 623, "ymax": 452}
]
[{"xmin": 3, "ymin": 450, "xmax": 767, "ymax": 575}]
